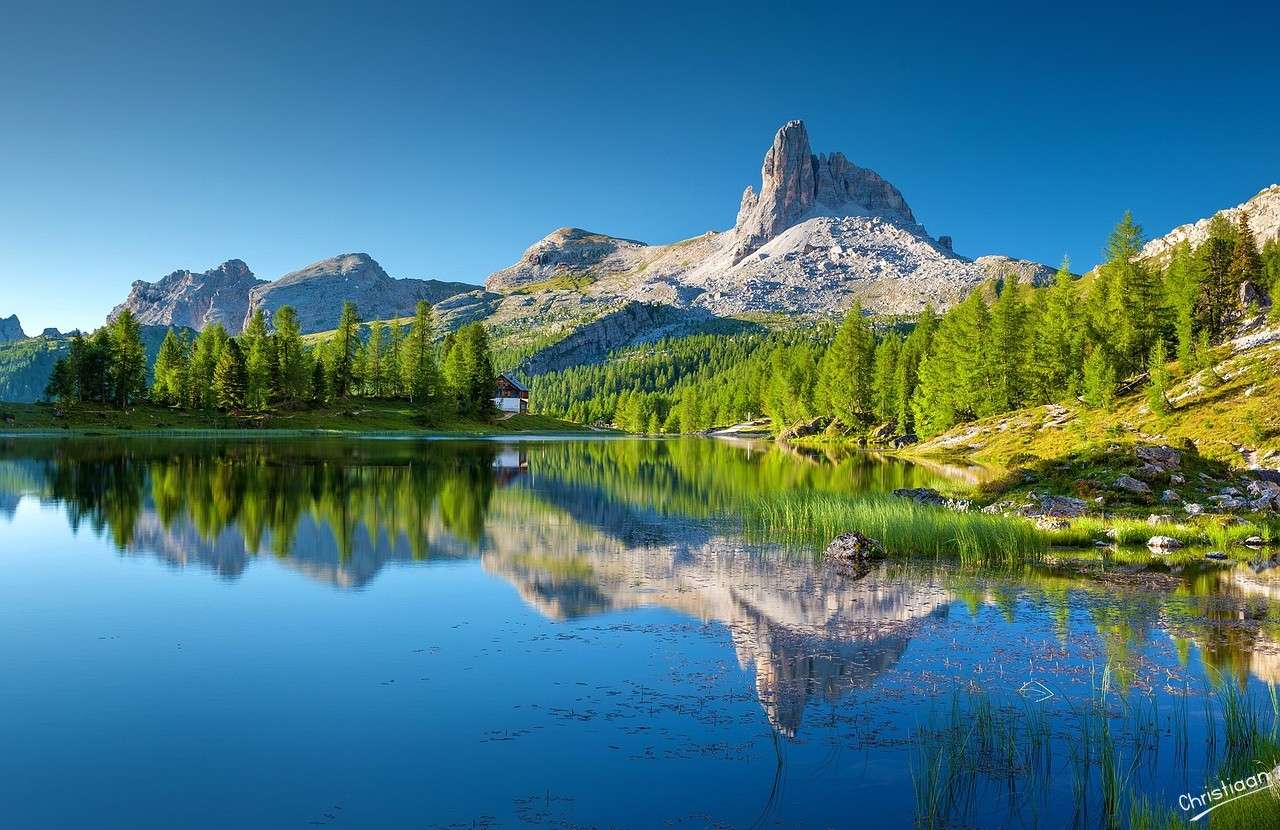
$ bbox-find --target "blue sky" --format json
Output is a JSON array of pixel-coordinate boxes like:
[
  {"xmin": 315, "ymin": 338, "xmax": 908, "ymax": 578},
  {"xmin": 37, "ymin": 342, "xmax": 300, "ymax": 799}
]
[{"xmin": 1, "ymin": 0, "xmax": 1277, "ymax": 332}]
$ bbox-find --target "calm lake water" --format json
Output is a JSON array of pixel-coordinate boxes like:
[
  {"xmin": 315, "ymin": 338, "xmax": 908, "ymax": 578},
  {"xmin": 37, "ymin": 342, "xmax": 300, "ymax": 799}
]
[{"xmin": 1, "ymin": 436, "xmax": 1278, "ymax": 829}]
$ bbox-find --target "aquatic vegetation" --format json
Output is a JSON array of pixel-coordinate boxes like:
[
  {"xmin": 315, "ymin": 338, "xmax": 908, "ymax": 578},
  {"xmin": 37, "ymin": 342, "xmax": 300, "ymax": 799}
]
[
  {"xmin": 912, "ymin": 665, "xmax": 1280, "ymax": 829},
  {"xmin": 1040, "ymin": 515, "xmax": 1277, "ymax": 552},
  {"xmin": 745, "ymin": 491, "xmax": 1046, "ymax": 564}
]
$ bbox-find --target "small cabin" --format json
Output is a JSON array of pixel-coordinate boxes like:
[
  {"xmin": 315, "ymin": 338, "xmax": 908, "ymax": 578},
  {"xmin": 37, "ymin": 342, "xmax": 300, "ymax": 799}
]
[{"xmin": 493, "ymin": 373, "xmax": 529, "ymax": 413}]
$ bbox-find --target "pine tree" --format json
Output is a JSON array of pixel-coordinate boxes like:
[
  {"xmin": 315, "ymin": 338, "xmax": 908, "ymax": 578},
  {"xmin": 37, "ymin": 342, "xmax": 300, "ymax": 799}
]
[
  {"xmin": 987, "ymin": 279, "xmax": 1027, "ymax": 412},
  {"xmin": 151, "ymin": 329, "xmax": 189, "ymax": 405},
  {"xmin": 213, "ymin": 339, "xmax": 248, "ymax": 411},
  {"xmin": 361, "ymin": 322, "xmax": 384, "ymax": 398},
  {"xmin": 871, "ymin": 333, "xmax": 900, "ymax": 424},
  {"xmin": 1102, "ymin": 212, "xmax": 1162, "ymax": 375},
  {"xmin": 331, "ymin": 301, "xmax": 361, "ymax": 398},
  {"xmin": 272, "ymin": 306, "xmax": 308, "ymax": 404},
  {"xmin": 1031, "ymin": 259, "xmax": 1083, "ymax": 401},
  {"xmin": 384, "ymin": 322, "xmax": 404, "ymax": 398},
  {"xmin": 893, "ymin": 306, "xmax": 935, "ymax": 434},
  {"xmin": 188, "ymin": 324, "xmax": 229, "ymax": 409},
  {"xmin": 1146, "ymin": 338, "xmax": 1170, "ymax": 415},
  {"xmin": 1228, "ymin": 211, "xmax": 1263, "ymax": 303},
  {"xmin": 1195, "ymin": 215, "xmax": 1238, "ymax": 341},
  {"xmin": 45, "ymin": 357, "xmax": 74, "ymax": 403},
  {"xmin": 401, "ymin": 301, "xmax": 440, "ymax": 405},
  {"xmin": 1262, "ymin": 238, "xmax": 1280, "ymax": 293},
  {"xmin": 108, "ymin": 308, "xmax": 147, "ymax": 407},
  {"xmin": 1082, "ymin": 347, "xmax": 1116, "ymax": 410},
  {"xmin": 1163, "ymin": 241, "xmax": 1200, "ymax": 365},
  {"xmin": 246, "ymin": 336, "xmax": 274, "ymax": 410},
  {"xmin": 910, "ymin": 291, "xmax": 993, "ymax": 436},
  {"xmin": 310, "ymin": 357, "xmax": 327, "ymax": 406},
  {"xmin": 442, "ymin": 323, "xmax": 494, "ymax": 416},
  {"xmin": 818, "ymin": 302, "xmax": 874, "ymax": 424}
]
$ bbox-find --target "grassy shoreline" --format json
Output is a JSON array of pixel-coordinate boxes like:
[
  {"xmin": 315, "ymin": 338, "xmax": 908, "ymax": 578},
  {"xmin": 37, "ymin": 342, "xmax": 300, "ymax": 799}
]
[{"xmin": 0, "ymin": 401, "xmax": 602, "ymax": 437}]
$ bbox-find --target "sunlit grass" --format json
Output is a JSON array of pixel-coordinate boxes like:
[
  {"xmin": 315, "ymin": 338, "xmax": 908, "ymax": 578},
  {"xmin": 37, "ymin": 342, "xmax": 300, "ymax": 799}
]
[
  {"xmin": 1038, "ymin": 515, "xmax": 1277, "ymax": 551},
  {"xmin": 745, "ymin": 491, "xmax": 1046, "ymax": 565}
]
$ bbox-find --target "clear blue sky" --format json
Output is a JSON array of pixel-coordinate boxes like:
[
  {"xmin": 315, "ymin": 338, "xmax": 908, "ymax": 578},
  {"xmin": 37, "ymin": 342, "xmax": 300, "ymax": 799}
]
[{"xmin": 2, "ymin": 0, "xmax": 1277, "ymax": 333}]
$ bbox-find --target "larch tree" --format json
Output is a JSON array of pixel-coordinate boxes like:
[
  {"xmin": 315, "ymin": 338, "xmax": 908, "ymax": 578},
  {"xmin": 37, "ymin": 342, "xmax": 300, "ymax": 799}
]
[
  {"xmin": 818, "ymin": 302, "xmax": 874, "ymax": 424},
  {"xmin": 331, "ymin": 301, "xmax": 361, "ymax": 399},
  {"xmin": 151, "ymin": 329, "xmax": 189, "ymax": 405},
  {"xmin": 213, "ymin": 339, "xmax": 248, "ymax": 411},
  {"xmin": 401, "ymin": 301, "xmax": 440, "ymax": 405},
  {"xmin": 108, "ymin": 308, "xmax": 147, "ymax": 407}
]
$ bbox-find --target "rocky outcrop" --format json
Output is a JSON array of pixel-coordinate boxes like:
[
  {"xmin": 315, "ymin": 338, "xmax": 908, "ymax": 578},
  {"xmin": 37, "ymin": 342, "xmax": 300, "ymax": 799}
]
[
  {"xmin": 975, "ymin": 255, "xmax": 1061, "ymax": 287},
  {"xmin": 110, "ymin": 259, "xmax": 264, "ymax": 332},
  {"xmin": 485, "ymin": 228, "xmax": 648, "ymax": 293},
  {"xmin": 245, "ymin": 253, "xmax": 474, "ymax": 334},
  {"xmin": 1141, "ymin": 184, "xmax": 1280, "ymax": 265},
  {"xmin": 726, "ymin": 120, "xmax": 914, "ymax": 265},
  {"xmin": 110, "ymin": 255, "xmax": 475, "ymax": 335},
  {"xmin": 0, "ymin": 315, "xmax": 25, "ymax": 342}
]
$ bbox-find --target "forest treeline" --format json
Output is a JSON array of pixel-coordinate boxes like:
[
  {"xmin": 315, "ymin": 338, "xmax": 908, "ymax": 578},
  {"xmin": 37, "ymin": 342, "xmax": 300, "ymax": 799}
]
[
  {"xmin": 533, "ymin": 212, "xmax": 1280, "ymax": 437},
  {"xmin": 45, "ymin": 301, "xmax": 499, "ymax": 419}
]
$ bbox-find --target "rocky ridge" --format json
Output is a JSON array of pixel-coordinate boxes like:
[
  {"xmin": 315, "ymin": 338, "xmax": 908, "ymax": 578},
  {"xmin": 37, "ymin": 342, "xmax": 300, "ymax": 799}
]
[
  {"xmin": 0, "ymin": 315, "xmax": 26, "ymax": 342},
  {"xmin": 1140, "ymin": 184, "xmax": 1280, "ymax": 265},
  {"xmin": 245, "ymin": 253, "xmax": 474, "ymax": 334},
  {"xmin": 110, "ymin": 260, "xmax": 265, "ymax": 332},
  {"xmin": 112, "ymin": 254, "xmax": 475, "ymax": 335}
]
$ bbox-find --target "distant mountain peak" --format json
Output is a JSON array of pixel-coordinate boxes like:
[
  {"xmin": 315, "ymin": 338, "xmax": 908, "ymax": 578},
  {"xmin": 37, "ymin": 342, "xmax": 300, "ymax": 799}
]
[
  {"xmin": 110, "ymin": 260, "xmax": 265, "ymax": 332},
  {"xmin": 107, "ymin": 253, "xmax": 475, "ymax": 335},
  {"xmin": 0, "ymin": 314, "xmax": 26, "ymax": 342}
]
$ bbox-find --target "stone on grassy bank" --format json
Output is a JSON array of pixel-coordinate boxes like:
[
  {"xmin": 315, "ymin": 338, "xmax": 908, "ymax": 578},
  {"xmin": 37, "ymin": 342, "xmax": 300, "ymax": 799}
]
[
  {"xmin": 891, "ymin": 487, "xmax": 971, "ymax": 511},
  {"xmin": 1114, "ymin": 475, "xmax": 1152, "ymax": 496}
]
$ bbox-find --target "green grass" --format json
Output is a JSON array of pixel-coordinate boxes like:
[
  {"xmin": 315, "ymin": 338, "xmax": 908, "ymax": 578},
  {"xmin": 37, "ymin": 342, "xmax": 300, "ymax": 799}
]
[
  {"xmin": 0, "ymin": 400, "xmax": 599, "ymax": 436},
  {"xmin": 744, "ymin": 491, "xmax": 1046, "ymax": 565},
  {"xmin": 1040, "ymin": 515, "xmax": 1277, "ymax": 550}
]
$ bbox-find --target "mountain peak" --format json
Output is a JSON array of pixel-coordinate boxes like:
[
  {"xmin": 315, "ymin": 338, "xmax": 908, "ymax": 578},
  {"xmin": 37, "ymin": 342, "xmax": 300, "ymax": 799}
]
[
  {"xmin": 485, "ymin": 228, "xmax": 648, "ymax": 293},
  {"xmin": 0, "ymin": 314, "xmax": 26, "ymax": 342},
  {"xmin": 110, "ymin": 260, "xmax": 265, "ymax": 331},
  {"xmin": 727, "ymin": 120, "xmax": 914, "ymax": 264}
]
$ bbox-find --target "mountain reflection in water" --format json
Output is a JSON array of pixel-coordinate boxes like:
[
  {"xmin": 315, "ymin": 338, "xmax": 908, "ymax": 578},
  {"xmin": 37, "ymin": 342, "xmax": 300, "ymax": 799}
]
[{"xmin": 2, "ymin": 435, "xmax": 1278, "ymax": 741}]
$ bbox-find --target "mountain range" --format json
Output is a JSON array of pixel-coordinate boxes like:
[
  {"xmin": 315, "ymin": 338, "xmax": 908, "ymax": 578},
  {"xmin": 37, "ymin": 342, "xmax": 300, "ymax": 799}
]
[
  {"xmin": 108, "ymin": 254, "xmax": 474, "ymax": 335},
  {"xmin": 95, "ymin": 120, "xmax": 1059, "ymax": 337},
  {"xmin": 3, "ymin": 119, "xmax": 1280, "ymax": 401}
]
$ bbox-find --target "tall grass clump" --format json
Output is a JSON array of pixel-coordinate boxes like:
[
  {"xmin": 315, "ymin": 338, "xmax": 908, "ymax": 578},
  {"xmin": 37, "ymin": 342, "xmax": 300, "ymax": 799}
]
[{"xmin": 745, "ymin": 492, "xmax": 1046, "ymax": 565}]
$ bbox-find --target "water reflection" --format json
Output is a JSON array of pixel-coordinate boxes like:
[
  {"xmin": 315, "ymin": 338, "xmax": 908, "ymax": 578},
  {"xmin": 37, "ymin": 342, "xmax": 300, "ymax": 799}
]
[{"xmin": 2, "ymin": 435, "xmax": 1279, "ymax": 739}]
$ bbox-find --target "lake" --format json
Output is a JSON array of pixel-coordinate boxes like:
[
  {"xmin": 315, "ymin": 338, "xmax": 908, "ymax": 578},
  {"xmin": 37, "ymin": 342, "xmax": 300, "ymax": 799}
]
[{"xmin": 1, "ymin": 436, "xmax": 1277, "ymax": 828}]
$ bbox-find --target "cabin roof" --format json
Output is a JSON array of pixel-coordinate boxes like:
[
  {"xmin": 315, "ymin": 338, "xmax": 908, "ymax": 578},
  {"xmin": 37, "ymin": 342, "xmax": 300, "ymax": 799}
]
[{"xmin": 497, "ymin": 372, "xmax": 529, "ymax": 393}]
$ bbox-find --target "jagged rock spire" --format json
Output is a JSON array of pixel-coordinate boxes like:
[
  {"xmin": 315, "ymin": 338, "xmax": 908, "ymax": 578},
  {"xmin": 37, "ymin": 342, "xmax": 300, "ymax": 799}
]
[{"xmin": 728, "ymin": 120, "xmax": 914, "ymax": 263}]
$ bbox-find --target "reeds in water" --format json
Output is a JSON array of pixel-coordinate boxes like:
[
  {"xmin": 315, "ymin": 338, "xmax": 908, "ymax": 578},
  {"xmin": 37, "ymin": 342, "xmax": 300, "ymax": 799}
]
[{"xmin": 745, "ymin": 492, "xmax": 1046, "ymax": 565}]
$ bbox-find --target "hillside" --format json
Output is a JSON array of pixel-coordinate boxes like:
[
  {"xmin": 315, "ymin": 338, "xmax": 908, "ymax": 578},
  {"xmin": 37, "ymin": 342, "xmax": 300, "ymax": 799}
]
[
  {"xmin": 911, "ymin": 321, "xmax": 1280, "ymax": 470},
  {"xmin": 0, "ymin": 326, "xmax": 185, "ymax": 404}
]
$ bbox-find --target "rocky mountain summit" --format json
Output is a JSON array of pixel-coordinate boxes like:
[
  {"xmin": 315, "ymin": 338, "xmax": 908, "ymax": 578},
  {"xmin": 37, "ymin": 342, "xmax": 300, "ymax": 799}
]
[
  {"xmin": 722, "ymin": 119, "xmax": 915, "ymax": 265},
  {"xmin": 111, "ymin": 260, "xmax": 265, "ymax": 332},
  {"xmin": 245, "ymin": 253, "xmax": 474, "ymax": 334},
  {"xmin": 482, "ymin": 119, "xmax": 1056, "ymax": 319},
  {"xmin": 1140, "ymin": 184, "xmax": 1280, "ymax": 264},
  {"xmin": 112, "ymin": 254, "xmax": 474, "ymax": 334},
  {"xmin": 0, "ymin": 315, "xmax": 26, "ymax": 342}
]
